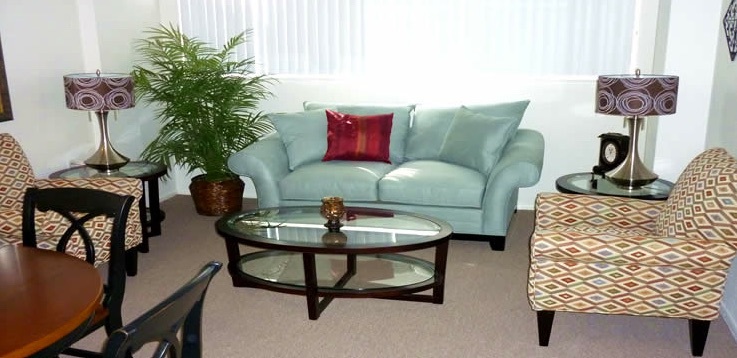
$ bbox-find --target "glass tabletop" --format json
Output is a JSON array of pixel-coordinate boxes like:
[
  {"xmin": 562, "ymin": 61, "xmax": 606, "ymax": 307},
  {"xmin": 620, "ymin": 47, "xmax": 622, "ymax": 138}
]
[
  {"xmin": 556, "ymin": 172, "xmax": 673, "ymax": 200},
  {"xmin": 51, "ymin": 161, "xmax": 167, "ymax": 180},
  {"xmin": 216, "ymin": 206, "xmax": 452, "ymax": 250}
]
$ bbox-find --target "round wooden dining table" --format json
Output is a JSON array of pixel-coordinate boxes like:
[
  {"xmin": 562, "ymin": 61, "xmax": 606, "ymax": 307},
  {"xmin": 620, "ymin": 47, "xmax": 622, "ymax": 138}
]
[{"xmin": 0, "ymin": 245, "xmax": 103, "ymax": 358}]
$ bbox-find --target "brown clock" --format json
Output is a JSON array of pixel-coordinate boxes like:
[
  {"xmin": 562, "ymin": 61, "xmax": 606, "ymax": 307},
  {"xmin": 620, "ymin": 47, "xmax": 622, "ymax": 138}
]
[{"xmin": 593, "ymin": 133, "xmax": 629, "ymax": 175}]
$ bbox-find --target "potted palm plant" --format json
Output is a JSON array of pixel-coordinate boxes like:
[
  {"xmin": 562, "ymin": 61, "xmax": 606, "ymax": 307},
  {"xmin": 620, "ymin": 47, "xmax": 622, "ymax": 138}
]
[{"xmin": 132, "ymin": 24, "xmax": 273, "ymax": 215}]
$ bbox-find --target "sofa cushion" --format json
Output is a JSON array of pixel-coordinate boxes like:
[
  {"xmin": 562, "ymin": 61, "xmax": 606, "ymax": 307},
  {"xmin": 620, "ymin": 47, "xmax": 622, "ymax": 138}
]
[
  {"xmin": 655, "ymin": 147, "xmax": 737, "ymax": 242},
  {"xmin": 323, "ymin": 110, "xmax": 393, "ymax": 163},
  {"xmin": 438, "ymin": 106, "xmax": 517, "ymax": 175},
  {"xmin": 405, "ymin": 100, "xmax": 530, "ymax": 161},
  {"xmin": 379, "ymin": 160, "xmax": 486, "ymax": 208},
  {"xmin": 280, "ymin": 161, "xmax": 396, "ymax": 201},
  {"xmin": 268, "ymin": 109, "xmax": 328, "ymax": 170},
  {"xmin": 303, "ymin": 102, "xmax": 414, "ymax": 164}
]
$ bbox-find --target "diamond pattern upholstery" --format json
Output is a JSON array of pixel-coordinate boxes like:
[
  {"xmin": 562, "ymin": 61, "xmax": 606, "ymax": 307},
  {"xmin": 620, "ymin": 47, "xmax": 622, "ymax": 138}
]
[
  {"xmin": 528, "ymin": 147, "xmax": 737, "ymax": 355},
  {"xmin": 0, "ymin": 133, "xmax": 143, "ymax": 266}
]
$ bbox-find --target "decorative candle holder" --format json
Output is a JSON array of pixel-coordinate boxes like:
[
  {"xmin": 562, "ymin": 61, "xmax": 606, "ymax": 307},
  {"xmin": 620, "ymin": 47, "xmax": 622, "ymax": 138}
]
[{"xmin": 320, "ymin": 196, "xmax": 345, "ymax": 232}]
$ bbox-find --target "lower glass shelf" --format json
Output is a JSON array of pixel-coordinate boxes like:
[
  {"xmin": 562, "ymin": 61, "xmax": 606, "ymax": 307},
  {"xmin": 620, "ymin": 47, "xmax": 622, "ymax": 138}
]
[{"xmin": 237, "ymin": 251, "xmax": 435, "ymax": 292}]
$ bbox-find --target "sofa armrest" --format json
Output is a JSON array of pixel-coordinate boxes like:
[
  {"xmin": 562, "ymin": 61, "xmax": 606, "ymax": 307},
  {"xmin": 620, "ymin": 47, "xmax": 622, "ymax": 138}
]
[
  {"xmin": 227, "ymin": 134, "xmax": 290, "ymax": 207},
  {"xmin": 481, "ymin": 129, "xmax": 545, "ymax": 234},
  {"xmin": 33, "ymin": 177, "xmax": 143, "ymax": 266}
]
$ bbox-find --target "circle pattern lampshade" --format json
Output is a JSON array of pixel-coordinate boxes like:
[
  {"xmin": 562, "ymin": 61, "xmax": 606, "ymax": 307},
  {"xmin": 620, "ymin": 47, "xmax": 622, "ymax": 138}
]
[
  {"xmin": 596, "ymin": 73, "xmax": 679, "ymax": 116},
  {"xmin": 64, "ymin": 73, "xmax": 134, "ymax": 111}
]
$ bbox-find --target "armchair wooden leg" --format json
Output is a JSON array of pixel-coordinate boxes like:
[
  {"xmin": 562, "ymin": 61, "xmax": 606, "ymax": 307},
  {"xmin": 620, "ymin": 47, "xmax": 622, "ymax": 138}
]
[
  {"xmin": 689, "ymin": 319, "xmax": 710, "ymax": 357},
  {"xmin": 536, "ymin": 310, "xmax": 555, "ymax": 346},
  {"xmin": 125, "ymin": 248, "xmax": 138, "ymax": 277}
]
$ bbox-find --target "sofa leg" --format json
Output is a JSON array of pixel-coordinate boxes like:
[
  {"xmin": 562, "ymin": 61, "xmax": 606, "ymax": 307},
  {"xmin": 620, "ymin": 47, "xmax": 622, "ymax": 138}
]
[
  {"xmin": 450, "ymin": 233, "xmax": 507, "ymax": 251},
  {"xmin": 125, "ymin": 248, "xmax": 138, "ymax": 277},
  {"xmin": 689, "ymin": 319, "xmax": 710, "ymax": 357},
  {"xmin": 488, "ymin": 236, "xmax": 506, "ymax": 251},
  {"xmin": 537, "ymin": 310, "xmax": 555, "ymax": 346}
]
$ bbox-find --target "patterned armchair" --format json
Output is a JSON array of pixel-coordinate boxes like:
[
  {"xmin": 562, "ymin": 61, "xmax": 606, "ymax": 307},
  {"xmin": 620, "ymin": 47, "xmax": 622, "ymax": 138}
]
[
  {"xmin": 0, "ymin": 133, "xmax": 143, "ymax": 273},
  {"xmin": 528, "ymin": 148, "xmax": 737, "ymax": 357}
]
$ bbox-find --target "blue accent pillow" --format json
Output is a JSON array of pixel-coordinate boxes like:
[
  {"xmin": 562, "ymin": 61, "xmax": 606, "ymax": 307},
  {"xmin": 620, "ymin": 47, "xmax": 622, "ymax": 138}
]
[
  {"xmin": 268, "ymin": 109, "xmax": 328, "ymax": 170},
  {"xmin": 438, "ymin": 106, "xmax": 518, "ymax": 175},
  {"xmin": 303, "ymin": 102, "xmax": 414, "ymax": 164}
]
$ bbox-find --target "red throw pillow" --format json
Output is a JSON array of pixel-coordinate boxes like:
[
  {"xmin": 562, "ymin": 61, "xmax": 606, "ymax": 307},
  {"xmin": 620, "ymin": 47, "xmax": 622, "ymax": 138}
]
[{"xmin": 322, "ymin": 110, "xmax": 393, "ymax": 163}]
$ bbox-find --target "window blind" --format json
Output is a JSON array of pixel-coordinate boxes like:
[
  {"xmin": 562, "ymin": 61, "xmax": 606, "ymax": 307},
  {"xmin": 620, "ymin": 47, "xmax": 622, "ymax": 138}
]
[{"xmin": 178, "ymin": 0, "xmax": 637, "ymax": 76}]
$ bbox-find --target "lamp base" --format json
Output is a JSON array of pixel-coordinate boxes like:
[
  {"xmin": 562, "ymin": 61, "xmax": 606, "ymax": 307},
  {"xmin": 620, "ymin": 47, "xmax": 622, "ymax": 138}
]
[
  {"xmin": 85, "ymin": 111, "xmax": 129, "ymax": 173},
  {"xmin": 84, "ymin": 153, "xmax": 129, "ymax": 173},
  {"xmin": 605, "ymin": 116, "xmax": 657, "ymax": 189}
]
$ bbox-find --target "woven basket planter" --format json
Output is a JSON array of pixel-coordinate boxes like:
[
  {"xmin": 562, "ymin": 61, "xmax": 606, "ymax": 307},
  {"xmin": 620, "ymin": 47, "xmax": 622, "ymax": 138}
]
[{"xmin": 189, "ymin": 174, "xmax": 244, "ymax": 216}]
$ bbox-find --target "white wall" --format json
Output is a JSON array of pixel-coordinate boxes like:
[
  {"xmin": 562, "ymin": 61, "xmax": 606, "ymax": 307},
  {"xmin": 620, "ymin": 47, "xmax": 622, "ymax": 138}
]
[
  {"xmin": 653, "ymin": 0, "xmax": 722, "ymax": 179},
  {"xmin": 0, "ymin": 0, "xmax": 92, "ymax": 174}
]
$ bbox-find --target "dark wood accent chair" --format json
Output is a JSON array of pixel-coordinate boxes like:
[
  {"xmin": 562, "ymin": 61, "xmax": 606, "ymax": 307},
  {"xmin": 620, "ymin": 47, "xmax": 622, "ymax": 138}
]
[
  {"xmin": 102, "ymin": 261, "xmax": 223, "ymax": 358},
  {"xmin": 22, "ymin": 186, "xmax": 135, "ymax": 357}
]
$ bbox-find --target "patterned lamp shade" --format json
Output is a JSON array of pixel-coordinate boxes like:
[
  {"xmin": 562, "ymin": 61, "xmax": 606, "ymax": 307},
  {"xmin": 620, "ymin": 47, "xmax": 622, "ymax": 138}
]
[
  {"xmin": 63, "ymin": 72, "xmax": 134, "ymax": 111},
  {"xmin": 595, "ymin": 70, "xmax": 679, "ymax": 117}
]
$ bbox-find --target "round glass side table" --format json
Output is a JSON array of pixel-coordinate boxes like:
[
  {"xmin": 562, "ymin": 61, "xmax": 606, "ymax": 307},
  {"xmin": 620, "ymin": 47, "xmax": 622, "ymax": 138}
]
[
  {"xmin": 49, "ymin": 161, "xmax": 167, "ymax": 252},
  {"xmin": 555, "ymin": 172, "xmax": 674, "ymax": 200}
]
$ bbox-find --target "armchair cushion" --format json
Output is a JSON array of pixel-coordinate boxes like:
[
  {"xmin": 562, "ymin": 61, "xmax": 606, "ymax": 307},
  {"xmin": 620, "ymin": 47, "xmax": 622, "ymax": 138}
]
[{"xmin": 532, "ymin": 193, "xmax": 735, "ymax": 270}]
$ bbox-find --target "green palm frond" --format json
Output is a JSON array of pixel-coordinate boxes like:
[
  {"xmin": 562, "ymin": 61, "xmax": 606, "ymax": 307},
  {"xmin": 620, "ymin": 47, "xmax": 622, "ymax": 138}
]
[{"xmin": 132, "ymin": 24, "xmax": 274, "ymax": 182}]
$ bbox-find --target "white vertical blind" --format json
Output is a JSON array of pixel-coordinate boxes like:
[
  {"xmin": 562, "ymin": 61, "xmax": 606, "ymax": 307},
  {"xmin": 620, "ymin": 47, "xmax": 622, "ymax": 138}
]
[{"xmin": 178, "ymin": 0, "xmax": 637, "ymax": 76}]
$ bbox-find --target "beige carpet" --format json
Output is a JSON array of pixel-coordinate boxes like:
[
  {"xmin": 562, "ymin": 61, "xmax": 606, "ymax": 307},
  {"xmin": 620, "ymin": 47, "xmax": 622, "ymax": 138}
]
[{"xmin": 73, "ymin": 195, "xmax": 737, "ymax": 357}]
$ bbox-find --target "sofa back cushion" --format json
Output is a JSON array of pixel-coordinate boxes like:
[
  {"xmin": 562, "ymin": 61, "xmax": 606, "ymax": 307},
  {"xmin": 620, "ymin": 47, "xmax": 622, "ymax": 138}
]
[
  {"xmin": 268, "ymin": 109, "xmax": 328, "ymax": 170},
  {"xmin": 405, "ymin": 100, "xmax": 530, "ymax": 161},
  {"xmin": 655, "ymin": 147, "xmax": 737, "ymax": 244},
  {"xmin": 438, "ymin": 106, "xmax": 517, "ymax": 175},
  {"xmin": 303, "ymin": 102, "xmax": 414, "ymax": 164}
]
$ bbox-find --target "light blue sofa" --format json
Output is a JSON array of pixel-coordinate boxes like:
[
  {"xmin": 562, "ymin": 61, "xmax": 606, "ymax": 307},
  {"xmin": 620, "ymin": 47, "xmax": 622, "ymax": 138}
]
[{"xmin": 228, "ymin": 101, "xmax": 545, "ymax": 250}]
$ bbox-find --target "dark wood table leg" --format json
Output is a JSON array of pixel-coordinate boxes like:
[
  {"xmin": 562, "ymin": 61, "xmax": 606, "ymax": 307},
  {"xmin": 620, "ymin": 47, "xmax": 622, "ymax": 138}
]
[
  {"xmin": 347, "ymin": 253, "xmax": 357, "ymax": 275},
  {"xmin": 433, "ymin": 239, "xmax": 449, "ymax": 304},
  {"xmin": 137, "ymin": 177, "xmax": 164, "ymax": 254},
  {"xmin": 124, "ymin": 248, "xmax": 138, "ymax": 277},
  {"xmin": 225, "ymin": 239, "xmax": 248, "ymax": 287},
  {"xmin": 302, "ymin": 253, "xmax": 320, "ymax": 320},
  {"xmin": 137, "ymin": 189, "xmax": 149, "ymax": 253}
]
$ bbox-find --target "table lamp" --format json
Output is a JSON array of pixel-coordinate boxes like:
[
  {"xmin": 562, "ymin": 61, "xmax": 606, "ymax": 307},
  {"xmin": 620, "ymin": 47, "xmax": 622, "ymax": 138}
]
[
  {"xmin": 64, "ymin": 70, "xmax": 134, "ymax": 172},
  {"xmin": 595, "ymin": 69, "xmax": 679, "ymax": 189}
]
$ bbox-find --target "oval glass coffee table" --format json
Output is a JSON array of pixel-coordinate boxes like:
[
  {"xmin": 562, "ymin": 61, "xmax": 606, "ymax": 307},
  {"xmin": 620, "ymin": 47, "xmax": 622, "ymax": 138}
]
[{"xmin": 215, "ymin": 206, "xmax": 453, "ymax": 320}]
